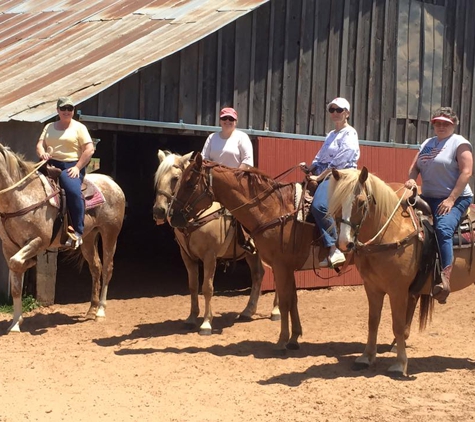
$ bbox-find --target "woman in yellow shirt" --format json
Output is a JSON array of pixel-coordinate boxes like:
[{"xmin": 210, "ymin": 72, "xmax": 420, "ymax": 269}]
[{"xmin": 36, "ymin": 97, "xmax": 94, "ymax": 248}]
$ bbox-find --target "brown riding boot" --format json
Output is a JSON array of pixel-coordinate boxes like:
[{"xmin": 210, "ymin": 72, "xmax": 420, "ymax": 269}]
[{"xmin": 432, "ymin": 265, "xmax": 452, "ymax": 304}]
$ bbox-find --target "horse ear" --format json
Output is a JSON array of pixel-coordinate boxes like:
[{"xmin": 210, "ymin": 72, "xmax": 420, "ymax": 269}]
[
  {"xmin": 332, "ymin": 168, "xmax": 341, "ymax": 181},
  {"xmin": 359, "ymin": 167, "xmax": 369, "ymax": 183},
  {"xmin": 190, "ymin": 150, "xmax": 200, "ymax": 161},
  {"xmin": 183, "ymin": 151, "xmax": 193, "ymax": 163},
  {"xmin": 157, "ymin": 149, "xmax": 166, "ymax": 164},
  {"xmin": 195, "ymin": 152, "xmax": 203, "ymax": 167}
]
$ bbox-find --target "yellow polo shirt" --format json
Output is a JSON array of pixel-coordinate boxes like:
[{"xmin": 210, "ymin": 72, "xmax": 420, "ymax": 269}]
[{"xmin": 39, "ymin": 120, "xmax": 92, "ymax": 162}]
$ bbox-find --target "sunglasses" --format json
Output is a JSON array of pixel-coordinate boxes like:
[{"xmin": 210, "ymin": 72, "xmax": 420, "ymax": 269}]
[
  {"xmin": 220, "ymin": 116, "xmax": 236, "ymax": 122},
  {"xmin": 59, "ymin": 106, "xmax": 74, "ymax": 112},
  {"xmin": 328, "ymin": 107, "xmax": 345, "ymax": 114}
]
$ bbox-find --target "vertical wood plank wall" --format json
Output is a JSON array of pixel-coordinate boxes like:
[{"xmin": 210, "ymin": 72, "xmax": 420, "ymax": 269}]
[
  {"xmin": 82, "ymin": 0, "xmax": 475, "ymax": 148},
  {"xmin": 257, "ymin": 136, "xmax": 418, "ymax": 291}
]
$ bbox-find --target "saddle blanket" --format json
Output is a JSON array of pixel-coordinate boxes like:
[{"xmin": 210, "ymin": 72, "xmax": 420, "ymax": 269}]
[{"xmin": 38, "ymin": 172, "xmax": 106, "ymax": 211}]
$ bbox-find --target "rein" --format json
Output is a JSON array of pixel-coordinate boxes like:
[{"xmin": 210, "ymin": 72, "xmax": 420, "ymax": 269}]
[
  {"xmin": 0, "ymin": 188, "xmax": 60, "ymax": 222},
  {"xmin": 0, "ymin": 159, "xmax": 47, "ymax": 195}
]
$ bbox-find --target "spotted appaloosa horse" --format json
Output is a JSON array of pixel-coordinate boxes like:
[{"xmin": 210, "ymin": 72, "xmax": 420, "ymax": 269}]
[
  {"xmin": 153, "ymin": 150, "xmax": 279, "ymax": 335},
  {"xmin": 0, "ymin": 143, "xmax": 125, "ymax": 333}
]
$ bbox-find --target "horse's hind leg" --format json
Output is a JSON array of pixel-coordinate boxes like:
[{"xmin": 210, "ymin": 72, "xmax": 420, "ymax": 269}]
[
  {"xmin": 354, "ymin": 285, "xmax": 384, "ymax": 370},
  {"xmin": 80, "ymin": 232, "xmax": 103, "ymax": 319},
  {"xmin": 387, "ymin": 293, "xmax": 410, "ymax": 377},
  {"xmin": 96, "ymin": 229, "xmax": 121, "ymax": 319},
  {"xmin": 239, "ymin": 253, "xmax": 265, "ymax": 321}
]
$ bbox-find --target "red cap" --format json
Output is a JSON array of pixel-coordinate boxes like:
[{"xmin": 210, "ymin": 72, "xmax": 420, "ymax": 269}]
[
  {"xmin": 220, "ymin": 107, "xmax": 238, "ymax": 120},
  {"xmin": 431, "ymin": 116, "xmax": 454, "ymax": 124}
]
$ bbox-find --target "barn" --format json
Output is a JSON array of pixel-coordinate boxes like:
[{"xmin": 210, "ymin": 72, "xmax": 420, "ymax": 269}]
[{"xmin": 0, "ymin": 0, "xmax": 473, "ymax": 303}]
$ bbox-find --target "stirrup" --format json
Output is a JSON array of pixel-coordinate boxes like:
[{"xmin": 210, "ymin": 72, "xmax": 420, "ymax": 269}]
[{"xmin": 65, "ymin": 231, "xmax": 83, "ymax": 249}]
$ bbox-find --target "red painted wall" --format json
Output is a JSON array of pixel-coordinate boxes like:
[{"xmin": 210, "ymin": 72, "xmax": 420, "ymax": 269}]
[{"xmin": 256, "ymin": 137, "xmax": 418, "ymax": 291}]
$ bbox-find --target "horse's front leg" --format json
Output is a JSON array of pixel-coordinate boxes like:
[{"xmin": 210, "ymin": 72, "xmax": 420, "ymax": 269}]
[
  {"xmin": 6, "ymin": 237, "xmax": 43, "ymax": 334},
  {"xmin": 387, "ymin": 292, "xmax": 409, "ymax": 377},
  {"xmin": 239, "ymin": 253, "xmax": 265, "ymax": 320},
  {"xmin": 8, "ymin": 270, "xmax": 25, "ymax": 333},
  {"xmin": 287, "ymin": 277, "xmax": 301, "ymax": 350},
  {"xmin": 272, "ymin": 265, "xmax": 299, "ymax": 352},
  {"xmin": 354, "ymin": 285, "xmax": 384, "ymax": 370},
  {"xmin": 179, "ymin": 248, "xmax": 200, "ymax": 330},
  {"xmin": 199, "ymin": 253, "xmax": 216, "ymax": 336}
]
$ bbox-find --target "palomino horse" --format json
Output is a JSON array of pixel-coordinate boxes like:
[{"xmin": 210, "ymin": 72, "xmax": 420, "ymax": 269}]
[
  {"xmin": 152, "ymin": 150, "xmax": 279, "ymax": 335},
  {"xmin": 168, "ymin": 152, "xmax": 327, "ymax": 352},
  {"xmin": 0, "ymin": 144, "xmax": 125, "ymax": 333},
  {"xmin": 327, "ymin": 167, "xmax": 475, "ymax": 376}
]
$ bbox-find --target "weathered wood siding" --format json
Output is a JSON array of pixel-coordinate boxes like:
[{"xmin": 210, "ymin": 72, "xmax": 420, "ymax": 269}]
[{"xmin": 80, "ymin": 0, "xmax": 475, "ymax": 147}]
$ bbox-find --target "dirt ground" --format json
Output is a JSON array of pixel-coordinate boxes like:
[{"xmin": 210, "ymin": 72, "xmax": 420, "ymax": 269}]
[{"xmin": 1, "ymin": 268, "xmax": 475, "ymax": 422}]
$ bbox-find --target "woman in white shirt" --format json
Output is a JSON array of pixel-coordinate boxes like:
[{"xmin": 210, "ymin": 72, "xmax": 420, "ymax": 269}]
[{"xmin": 201, "ymin": 107, "xmax": 253, "ymax": 169}]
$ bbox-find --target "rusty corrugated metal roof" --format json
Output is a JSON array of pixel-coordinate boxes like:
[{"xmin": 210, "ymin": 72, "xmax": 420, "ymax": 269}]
[{"xmin": 0, "ymin": 0, "xmax": 269, "ymax": 122}]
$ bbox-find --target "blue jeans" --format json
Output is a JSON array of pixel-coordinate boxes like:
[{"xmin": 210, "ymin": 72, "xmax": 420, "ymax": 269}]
[
  {"xmin": 310, "ymin": 178, "xmax": 337, "ymax": 248},
  {"xmin": 49, "ymin": 159, "xmax": 86, "ymax": 235},
  {"xmin": 422, "ymin": 195, "xmax": 473, "ymax": 268}
]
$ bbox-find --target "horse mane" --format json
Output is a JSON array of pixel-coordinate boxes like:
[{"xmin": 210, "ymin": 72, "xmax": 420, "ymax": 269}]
[
  {"xmin": 328, "ymin": 168, "xmax": 400, "ymax": 223},
  {"xmin": 0, "ymin": 143, "xmax": 36, "ymax": 182},
  {"xmin": 211, "ymin": 164, "xmax": 295, "ymax": 206},
  {"xmin": 154, "ymin": 150, "xmax": 180, "ymax": 188}
]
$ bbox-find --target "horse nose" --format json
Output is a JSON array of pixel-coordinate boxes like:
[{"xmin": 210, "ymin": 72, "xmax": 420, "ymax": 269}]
[
  {"xmin": 346, "ymin": 242, "xmax": 355, "ymax": 251},
  {"xmin": 169, "ymin": 211, "xmax": 187, "ymax": 229},
  {"xmin": 152, "ymin": 206, "xmax": 166, "ymax": 221}
]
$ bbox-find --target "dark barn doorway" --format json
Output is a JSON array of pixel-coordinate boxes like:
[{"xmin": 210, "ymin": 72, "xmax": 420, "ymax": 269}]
[{"xmin": 54, "ymin": 130, "xmax": 253, "ymax": 304}]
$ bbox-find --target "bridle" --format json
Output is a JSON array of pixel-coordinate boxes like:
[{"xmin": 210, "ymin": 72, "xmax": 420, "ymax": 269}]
[
  {"xmin": 169, "ymin": 164, "xmax": 215, "ymax": 222},
  {"xmin": 339, "ymin": 181, "xmax": 413, "ymax": 251}
]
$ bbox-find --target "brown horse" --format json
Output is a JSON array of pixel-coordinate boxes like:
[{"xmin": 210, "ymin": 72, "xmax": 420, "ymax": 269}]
[
  {"xmin": 327, "ymin": 167, "xmax": 475, "ymax": 376},
  {"xmin": 152, "ymin": 150, "xmax": 279, "ymax": 335},
  {"xmin": 168, "ymin": 152, "xmax": 326, "ymax": 351},
  {"xmin": 0, "ymin": 144, "xmax": 125, "ymax": 333}
]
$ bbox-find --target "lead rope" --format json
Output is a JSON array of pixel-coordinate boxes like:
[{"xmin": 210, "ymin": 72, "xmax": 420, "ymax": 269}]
[{"xmin": 362, "ymin": 186, "xmax": 409, "ymax": 246}]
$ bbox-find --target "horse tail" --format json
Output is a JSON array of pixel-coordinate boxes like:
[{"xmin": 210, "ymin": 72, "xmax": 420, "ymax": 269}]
[
  {"xmin": 418, "ymin": 294, "xmax": 434, "ymax": 331},
  {"xmin": 61, "ymin": 248, "xmax": 85, "ymax": 271}
]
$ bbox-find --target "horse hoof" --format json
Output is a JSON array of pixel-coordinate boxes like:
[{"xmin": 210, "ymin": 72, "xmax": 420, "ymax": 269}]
[
  {"xmin": 286, "ymin": 342, "xmax": 300, "ymax": 351},
  {"xmin": 199, "ymin": 328, "xmax": 212, "ymax": 336},
  {"xmin": 388, "ymin": 370, "xmax": 406, "ymax": 379},
  {"xmin": 236, "ymin": 314, "xmax": 253, "ymax": 322},
  {"xmin": 273, "ymin": 348, "xmax": 287, "ymax": 357},
  {"xmin": 270, "ymin": 314, "xmax": 281, "ymax": 322},
  {"xmin": 184, "ymin": 322, "xmax": 197, "ymax": 331},
  {"xmin": 352, "ymin": 361, "xmax": 370, "ymax": 371}
]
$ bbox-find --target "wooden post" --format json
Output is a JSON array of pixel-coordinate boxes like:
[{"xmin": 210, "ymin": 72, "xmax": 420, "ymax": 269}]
[{"xmin": 36, "ymin": 250, "xmax": 58, "ymax": 306}]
